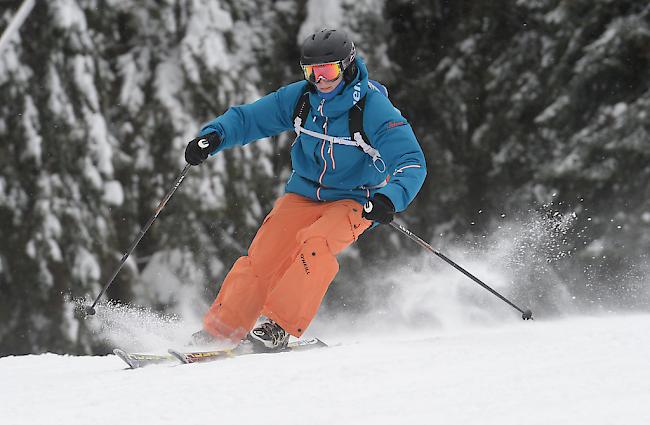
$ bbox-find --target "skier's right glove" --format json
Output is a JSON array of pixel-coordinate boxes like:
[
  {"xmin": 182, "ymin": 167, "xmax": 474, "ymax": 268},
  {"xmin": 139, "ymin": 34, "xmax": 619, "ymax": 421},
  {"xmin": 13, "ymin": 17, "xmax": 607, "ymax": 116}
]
[{"xmin": 185, "ymin": 132, "xmax": 221, "ymax": 165}]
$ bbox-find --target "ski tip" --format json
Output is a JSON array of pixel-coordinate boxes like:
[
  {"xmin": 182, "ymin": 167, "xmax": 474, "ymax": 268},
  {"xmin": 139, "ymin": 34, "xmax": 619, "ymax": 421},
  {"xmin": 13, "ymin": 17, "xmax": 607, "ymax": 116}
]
[
  {"xmin": 113, "ymin": 348, "xmax": 137, "ymax": 369},
  {"xmin": 312, "ymin": 338, "xmax": 328, "ymax": 347},
  {"xmin": 167, "ymin": 348, "xmax": 190, "ymax": 364},
  {"xmin": 286, "ymin": 337, "xmax": 328, "ymax": 350}
]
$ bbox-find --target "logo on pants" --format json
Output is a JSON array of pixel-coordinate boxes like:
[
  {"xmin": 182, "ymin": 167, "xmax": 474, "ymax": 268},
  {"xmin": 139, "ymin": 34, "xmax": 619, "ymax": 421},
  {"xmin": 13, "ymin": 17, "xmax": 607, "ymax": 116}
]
[{"xmin": 300, "ymin": 254, "xmax": 311, "ymax": 275}]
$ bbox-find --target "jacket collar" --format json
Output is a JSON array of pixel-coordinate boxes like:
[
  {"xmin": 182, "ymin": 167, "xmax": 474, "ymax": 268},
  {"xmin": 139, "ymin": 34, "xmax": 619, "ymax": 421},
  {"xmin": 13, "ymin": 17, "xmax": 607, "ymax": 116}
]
[{"xmin": 308, "ymin": 56, "xmax": 369, "ymax": 118}]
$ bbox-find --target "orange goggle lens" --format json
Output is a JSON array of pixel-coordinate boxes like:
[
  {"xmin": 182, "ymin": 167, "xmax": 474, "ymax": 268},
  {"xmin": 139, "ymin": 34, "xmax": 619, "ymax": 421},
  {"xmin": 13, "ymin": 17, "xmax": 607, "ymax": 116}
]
[{"xmin": 302, "ymin": 62, "xmax": 343, "ymax": 83}]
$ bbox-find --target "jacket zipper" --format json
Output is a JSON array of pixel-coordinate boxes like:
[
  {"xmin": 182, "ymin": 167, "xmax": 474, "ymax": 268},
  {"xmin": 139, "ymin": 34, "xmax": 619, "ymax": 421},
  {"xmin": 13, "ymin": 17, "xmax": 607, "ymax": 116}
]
[{"xmin": 317, "ymin": 99, "xmax": 327, "ymax": 200}]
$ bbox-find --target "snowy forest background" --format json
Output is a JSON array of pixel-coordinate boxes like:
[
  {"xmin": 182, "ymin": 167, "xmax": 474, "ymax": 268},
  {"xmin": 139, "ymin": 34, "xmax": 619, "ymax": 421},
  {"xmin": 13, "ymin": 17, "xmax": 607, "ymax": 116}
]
[{"xmin": 0, "ymin": 0, "xmax": 648, "ymax": 356}]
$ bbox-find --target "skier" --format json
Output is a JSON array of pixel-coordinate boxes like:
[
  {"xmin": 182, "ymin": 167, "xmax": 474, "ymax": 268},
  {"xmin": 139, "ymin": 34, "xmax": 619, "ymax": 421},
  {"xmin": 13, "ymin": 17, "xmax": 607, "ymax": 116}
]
[{"xmin": 185, "ymin": 29, "xmax": 426, "ymax": 351}]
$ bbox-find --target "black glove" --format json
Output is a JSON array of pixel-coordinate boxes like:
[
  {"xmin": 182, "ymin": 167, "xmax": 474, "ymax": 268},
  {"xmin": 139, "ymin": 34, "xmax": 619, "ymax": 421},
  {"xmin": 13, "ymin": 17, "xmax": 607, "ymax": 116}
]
[
  {"xmin": 362, "ymin": 194, "xmax": 395, "ymax": 224},
  {"xmin": 185, "ymin": 132, "xmax": 221, "ymax": 165}
]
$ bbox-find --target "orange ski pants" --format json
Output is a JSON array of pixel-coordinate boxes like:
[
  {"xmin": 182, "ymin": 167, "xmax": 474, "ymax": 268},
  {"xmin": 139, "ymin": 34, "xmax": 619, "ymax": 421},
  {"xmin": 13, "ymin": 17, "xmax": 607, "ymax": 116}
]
[{"xmin": 203, "ymin": 193, "xmax": 372, "ymax": 342}]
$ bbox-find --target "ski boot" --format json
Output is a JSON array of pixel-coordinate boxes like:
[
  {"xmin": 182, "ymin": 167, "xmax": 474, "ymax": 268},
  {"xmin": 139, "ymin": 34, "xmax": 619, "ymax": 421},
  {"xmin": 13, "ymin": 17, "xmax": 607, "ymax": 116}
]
[{"xmin": 247, "ymin": 320, "xmax": 290, "ymax": 351}]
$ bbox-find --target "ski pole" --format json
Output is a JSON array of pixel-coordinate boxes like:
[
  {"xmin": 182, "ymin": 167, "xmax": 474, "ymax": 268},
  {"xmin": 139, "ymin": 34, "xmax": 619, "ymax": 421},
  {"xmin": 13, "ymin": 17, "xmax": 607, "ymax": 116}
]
[
  {"xmin": 84, "ymin": 164, "xmax": 192, "ymax": 316},
  {"xmin": 0, "ymin": 0, "xmax": 36, "ymax": 55},
  {"xmin": 389, "ymin": 221, "xmax": 533, "ymax": 320}
]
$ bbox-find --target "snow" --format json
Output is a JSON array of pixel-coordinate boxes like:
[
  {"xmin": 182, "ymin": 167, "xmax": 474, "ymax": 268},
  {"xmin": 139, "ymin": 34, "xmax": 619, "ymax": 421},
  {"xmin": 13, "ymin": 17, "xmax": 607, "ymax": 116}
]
[
  {"xmin": 180, "ymin": 1, "xmax": 232, "ymax": 76},
  {"xmin": 22, "ymin": 95, "xmax": 42, "ymax": 164},
  {"xmin": 612, "ymin": 102, "xmax": 628, "ymax": 117},
  {"xmin": 117, "ymin": 52, "xmax": 147, "ymax": 113},
  {"xmin": 47, "ymin": 61, "xmax": 76, "ymax": 124},
  {"xmin": 136, "ymin": 250, "xmax": 211, "ymax": 319},
  {"xmin": 51, "ymin": 0, "xmax": 87, "ymax": 31},
  {"xmin": 298, "ymin": 0, "xmax": 344, "ymax": 41},
  {"xmin": 154, "ymin": 58, "xmax": 194, "ymax": 137},
  {"xmin": 41, "ymin": 211, "xmax": 64, "ymax": 261},
  {"xmin": 535, "ymin": 94, "xmax": 570, "ymax": 124},
  {"xmin": 83, "ymin": 156, "xmax": 103, "ymax": 189},
  {"xmin": 1, "ymin": 314, "xmax": 649, "ymax": 424},
  {"xmin": 545, "ymin": 4, "xmax": 567, "ymax": 24},
  {"xmin": 102, "ymin": 180, "xmax": 124, "ymax": 206},
  {"xmin": 2, "ymin": 3, "xmax": 649, "ymax": 423},
  {"xmin": 87, "ymin": 111, "xmax": 114, "ymax": 175},
  {"xmin": 72, "ymin": 247, "xmax": 101, "ymax": 283},
  {"xmin": 73, "ymin": 56, "xmax": 99, "ymax": 110}
]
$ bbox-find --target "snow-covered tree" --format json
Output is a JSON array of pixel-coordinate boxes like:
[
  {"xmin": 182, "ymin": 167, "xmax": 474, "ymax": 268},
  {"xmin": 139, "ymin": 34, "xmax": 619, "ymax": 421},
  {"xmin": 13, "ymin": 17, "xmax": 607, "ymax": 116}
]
[{"xmin": 1, "ymin": 0, "xmax": 648, "ymax": 354}]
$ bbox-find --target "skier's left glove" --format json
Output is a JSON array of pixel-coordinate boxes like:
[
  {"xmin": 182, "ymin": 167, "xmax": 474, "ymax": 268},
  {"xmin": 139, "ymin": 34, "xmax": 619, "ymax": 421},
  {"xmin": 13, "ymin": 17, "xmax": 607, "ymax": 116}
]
[
  {"xmin": 362, "ymin": 194, "xmax": 395, "ymax": 224},
  {"xmin": 185, "ymin": 132, "xmax": 221, "ymax": 165}
]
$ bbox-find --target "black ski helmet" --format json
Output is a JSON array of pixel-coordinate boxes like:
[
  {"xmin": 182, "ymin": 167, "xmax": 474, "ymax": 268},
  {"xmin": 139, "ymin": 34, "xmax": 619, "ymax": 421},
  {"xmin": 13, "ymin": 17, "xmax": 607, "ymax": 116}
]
[{"xmin": 300, "ymin": 29, "xmax": 357, "ymax": 82}]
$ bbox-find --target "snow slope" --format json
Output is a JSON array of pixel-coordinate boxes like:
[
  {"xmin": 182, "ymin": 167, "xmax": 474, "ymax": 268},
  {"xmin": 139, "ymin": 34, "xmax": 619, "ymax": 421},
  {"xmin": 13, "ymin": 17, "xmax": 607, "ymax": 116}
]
[{"xmin": 1, "ymin": 314, "xmax": 649, "ymax": 425}]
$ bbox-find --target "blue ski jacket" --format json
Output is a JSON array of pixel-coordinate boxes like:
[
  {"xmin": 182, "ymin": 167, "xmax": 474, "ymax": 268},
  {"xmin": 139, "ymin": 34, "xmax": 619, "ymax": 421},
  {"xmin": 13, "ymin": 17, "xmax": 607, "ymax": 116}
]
[{"xmin": 198, "ymin": 57, "xmax": 426, "ymax": 213}]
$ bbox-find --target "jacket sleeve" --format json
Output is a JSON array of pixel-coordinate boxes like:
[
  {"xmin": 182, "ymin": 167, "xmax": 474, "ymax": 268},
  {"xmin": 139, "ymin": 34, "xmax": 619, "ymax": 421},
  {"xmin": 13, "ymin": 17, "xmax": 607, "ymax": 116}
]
[
  {"xmin": 365, "ymin": 93, "xmax": 427, "ymax": 213},
  {"xmin": 198, "ymin": 81, "xmax": 308, "ymax": 154}
]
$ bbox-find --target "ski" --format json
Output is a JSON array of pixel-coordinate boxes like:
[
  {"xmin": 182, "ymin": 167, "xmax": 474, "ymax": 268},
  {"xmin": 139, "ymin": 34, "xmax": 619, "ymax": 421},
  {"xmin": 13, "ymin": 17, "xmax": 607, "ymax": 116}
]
[
  {"xmin": 168, "ymin": 337, "xmax": 327, "ymax": 365},
  {"xmin": 114, "ymin": 338, "xmax": 327, "ymax": 369},
  {"xmin": 113, "ymin": 349, "xmax": 177, "ymax": 369}
]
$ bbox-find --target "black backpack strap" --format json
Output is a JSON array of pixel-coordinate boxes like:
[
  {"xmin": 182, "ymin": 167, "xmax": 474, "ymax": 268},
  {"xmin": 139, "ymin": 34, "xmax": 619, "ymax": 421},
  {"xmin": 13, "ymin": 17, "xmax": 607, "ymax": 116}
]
[
  {"xmin": 348, "ymin": 95, "xmax": 369, "ymax": 146},
  {"xmin": 292, "ymin": 85, "xmax": 311, "ymax": 131}
]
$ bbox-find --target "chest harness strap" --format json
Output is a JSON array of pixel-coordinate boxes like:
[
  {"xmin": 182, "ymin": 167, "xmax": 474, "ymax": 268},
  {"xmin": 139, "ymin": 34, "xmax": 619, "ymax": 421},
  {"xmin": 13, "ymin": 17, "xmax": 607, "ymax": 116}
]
[{"xmin": 292, "ymin": 91, "xmax": 387, "ymax": 173}]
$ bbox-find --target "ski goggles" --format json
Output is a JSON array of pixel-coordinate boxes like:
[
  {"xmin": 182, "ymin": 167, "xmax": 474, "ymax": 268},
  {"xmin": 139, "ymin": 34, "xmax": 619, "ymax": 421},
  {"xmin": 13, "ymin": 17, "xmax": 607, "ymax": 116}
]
[{"xmin": 301, "ymin": 61, "xmax": 344, "ymax": 83}]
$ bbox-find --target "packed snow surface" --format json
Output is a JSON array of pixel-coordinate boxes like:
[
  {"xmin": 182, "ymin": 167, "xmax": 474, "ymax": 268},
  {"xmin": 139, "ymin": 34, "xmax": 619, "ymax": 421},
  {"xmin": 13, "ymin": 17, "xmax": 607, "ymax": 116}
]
[{"xmin": 1, "ymin": 314, "xmax": 649, "ymax": 425}]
